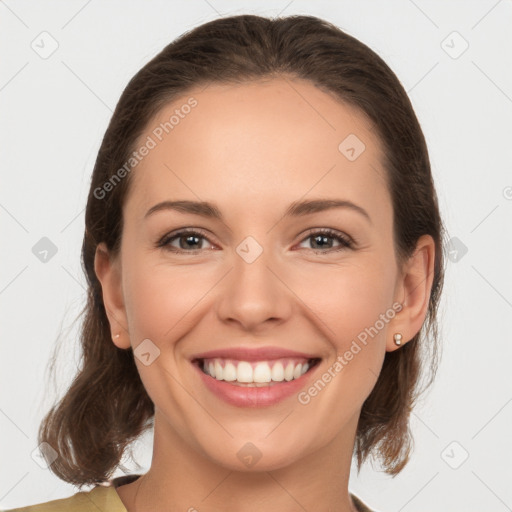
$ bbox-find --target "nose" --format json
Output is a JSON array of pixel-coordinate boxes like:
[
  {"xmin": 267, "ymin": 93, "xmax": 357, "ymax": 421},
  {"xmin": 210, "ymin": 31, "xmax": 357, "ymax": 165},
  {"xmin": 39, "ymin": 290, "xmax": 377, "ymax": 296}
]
[{"xmin": 215, "ymin": 245, "xmax": 293, "ymax": 332}]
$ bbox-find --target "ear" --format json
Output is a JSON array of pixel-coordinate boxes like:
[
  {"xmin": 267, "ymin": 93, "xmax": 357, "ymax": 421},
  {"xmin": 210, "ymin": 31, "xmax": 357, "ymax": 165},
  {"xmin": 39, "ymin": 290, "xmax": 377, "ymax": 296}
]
[
  {"xmin": 94, "ymin": 242, "xmax": 131, "ymax": 350},
  {"xmin": 387, "ymin": 234, "xmax": 436, "ymax": 352}
]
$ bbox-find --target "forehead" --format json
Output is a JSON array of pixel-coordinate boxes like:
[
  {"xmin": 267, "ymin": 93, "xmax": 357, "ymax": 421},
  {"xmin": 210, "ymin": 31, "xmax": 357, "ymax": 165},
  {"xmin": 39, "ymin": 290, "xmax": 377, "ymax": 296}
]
[{"xmin": 125, "ymin": 77, "xmax": 389, "ymax": 222}]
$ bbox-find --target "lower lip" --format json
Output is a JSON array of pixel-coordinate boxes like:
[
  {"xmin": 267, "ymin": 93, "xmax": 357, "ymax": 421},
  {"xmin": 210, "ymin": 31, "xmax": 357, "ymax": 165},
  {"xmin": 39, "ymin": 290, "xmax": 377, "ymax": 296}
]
[{"xmin": 192, "ymin": 360, "xmax": 320, "ymax": 408}]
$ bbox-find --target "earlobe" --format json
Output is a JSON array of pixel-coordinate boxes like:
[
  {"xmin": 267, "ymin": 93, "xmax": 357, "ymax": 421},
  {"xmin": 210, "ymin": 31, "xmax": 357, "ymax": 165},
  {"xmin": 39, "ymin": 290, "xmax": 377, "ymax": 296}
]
[
  {"xmin": 386, "ymin": 234, "xmax": 436, "ymax": 352},
  {"xmin": 94, "ymin": 242, "xmax": 131, "ymax": 350}
]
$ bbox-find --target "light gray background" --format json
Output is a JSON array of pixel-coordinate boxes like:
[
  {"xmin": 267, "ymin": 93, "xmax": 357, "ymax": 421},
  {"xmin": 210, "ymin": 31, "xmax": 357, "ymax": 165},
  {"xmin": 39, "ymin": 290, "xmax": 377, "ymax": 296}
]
[{"xmin": 1, "ymin": 1, "xmax": 511, "ymax": 511}]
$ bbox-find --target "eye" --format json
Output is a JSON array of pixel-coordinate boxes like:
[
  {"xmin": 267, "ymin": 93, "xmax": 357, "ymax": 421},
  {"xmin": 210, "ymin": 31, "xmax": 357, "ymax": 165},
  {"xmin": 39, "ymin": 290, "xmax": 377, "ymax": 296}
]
[
  {"xmin": 156, "ymin": 227, "xmax": 355, "ymax": 254},
  {"xmin": 296, "ymin": 228, "xmax": 354, "ymax": 253},
  {"xmin": 156, "ymin": 229, "xmax": 215, "ymax": 253}
]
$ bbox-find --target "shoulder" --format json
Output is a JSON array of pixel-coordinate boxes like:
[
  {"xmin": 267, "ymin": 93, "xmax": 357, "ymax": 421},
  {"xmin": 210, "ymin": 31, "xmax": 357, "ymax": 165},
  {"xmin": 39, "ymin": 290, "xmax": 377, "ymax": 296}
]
[
  {"xmin": 2, "ymin": 484, "xmax": 126, "ymax": 512},
  {"xmin": 351, "ymin": 492, "xmax": 378, "ymax": 512}
]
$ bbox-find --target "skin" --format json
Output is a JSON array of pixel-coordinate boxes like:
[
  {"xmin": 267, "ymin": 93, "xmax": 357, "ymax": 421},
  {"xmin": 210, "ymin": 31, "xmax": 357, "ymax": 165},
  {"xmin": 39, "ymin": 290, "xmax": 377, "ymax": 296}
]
[{"xmin": 95, "ymin": 76, "xmax": 435, "ymax": 512}]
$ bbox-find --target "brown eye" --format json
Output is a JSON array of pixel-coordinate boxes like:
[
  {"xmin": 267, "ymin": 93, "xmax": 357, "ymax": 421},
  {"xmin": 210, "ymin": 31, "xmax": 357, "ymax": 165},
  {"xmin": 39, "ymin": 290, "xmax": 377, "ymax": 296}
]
[
  {"xmin": 297, "ymin": 229, "xmax": 354, "ymax": 252},
  {"xmin": 157, "ymin": 229, "xmax": 214, "ymax": 253}
]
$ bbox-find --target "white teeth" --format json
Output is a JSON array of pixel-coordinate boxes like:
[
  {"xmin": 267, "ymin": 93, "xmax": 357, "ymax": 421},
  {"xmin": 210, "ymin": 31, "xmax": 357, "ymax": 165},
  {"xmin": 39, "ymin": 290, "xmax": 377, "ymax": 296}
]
[
  {"xmin": 236, "ymin": 361, "xmax": 253, "ymax": 383},
  {"xmin": 271, "ymin": 362, "xmax": 284, "ymax": 382},
  {"xmin": 223, "ymin": 362, "xmax": 237, "ymax": 381},
  {"xmin": 202, "ymin": 358, "xmax": 313, "ymax": 384},
  {"xmin": 214, "ymin": 360, "xmax": 223, "ymax": 381},
  {"xmin": 253, "ymin": 362, "xmax": 272, "ymax": 383},
  {"xmin": 284, "ymin": 362, "xmax": 295, "ymax": 381}
]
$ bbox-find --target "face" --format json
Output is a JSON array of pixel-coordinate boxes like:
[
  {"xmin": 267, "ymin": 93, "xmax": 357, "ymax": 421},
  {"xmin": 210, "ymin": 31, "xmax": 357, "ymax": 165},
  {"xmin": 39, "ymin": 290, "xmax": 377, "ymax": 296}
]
[{"xmin": 96, "ymin": 77, "xmax": 414, "ymax": 472}]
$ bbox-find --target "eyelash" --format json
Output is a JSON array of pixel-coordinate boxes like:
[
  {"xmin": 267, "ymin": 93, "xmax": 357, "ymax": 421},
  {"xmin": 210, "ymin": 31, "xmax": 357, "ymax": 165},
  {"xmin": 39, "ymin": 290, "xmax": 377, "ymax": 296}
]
[{"xmin": 156, "ymin": 228, "xmax": 355, "ymax": 254}]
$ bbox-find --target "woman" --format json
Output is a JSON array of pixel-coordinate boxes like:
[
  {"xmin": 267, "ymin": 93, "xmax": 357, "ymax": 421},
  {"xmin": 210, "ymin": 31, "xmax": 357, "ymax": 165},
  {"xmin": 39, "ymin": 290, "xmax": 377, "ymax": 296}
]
[{"xmin": 5, "ymin": 13, "xmax": 445, "ymax": 512}]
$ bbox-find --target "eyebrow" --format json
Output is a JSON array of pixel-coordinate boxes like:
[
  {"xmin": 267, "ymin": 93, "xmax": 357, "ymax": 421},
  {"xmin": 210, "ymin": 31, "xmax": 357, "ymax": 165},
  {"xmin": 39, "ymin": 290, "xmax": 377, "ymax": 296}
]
[{"xmin": 144, "ymin": 199, "xmax": 372, "ymax": 224}]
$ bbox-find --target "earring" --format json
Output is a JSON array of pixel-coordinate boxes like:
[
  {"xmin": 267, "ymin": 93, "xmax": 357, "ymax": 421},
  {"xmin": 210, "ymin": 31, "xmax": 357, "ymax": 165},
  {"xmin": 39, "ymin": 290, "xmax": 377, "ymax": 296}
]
[
  {"xmin": 113, "ymin": 333, "xmax": 120, "ymax": 340},
  {"xmin": 394, "ymin": 333, "xmax": 402, "ymax": 346}
]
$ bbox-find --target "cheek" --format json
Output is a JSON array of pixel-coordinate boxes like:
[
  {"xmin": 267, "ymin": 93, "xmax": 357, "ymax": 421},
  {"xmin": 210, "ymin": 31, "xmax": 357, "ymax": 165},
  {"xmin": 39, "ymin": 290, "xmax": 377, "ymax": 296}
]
[
  {"xmin": 122, "ymin": 254, "xmax": 215, "ymax": 341},
  {"xmin": 292, "ymin": 258, "xmax": 396, "ymax": 352}
]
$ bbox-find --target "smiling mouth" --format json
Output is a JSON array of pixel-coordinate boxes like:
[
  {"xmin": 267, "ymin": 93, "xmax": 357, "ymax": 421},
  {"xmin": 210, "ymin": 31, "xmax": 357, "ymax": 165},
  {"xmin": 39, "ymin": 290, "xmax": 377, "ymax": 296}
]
[{"xmin": 192, "ymin": 357, "xmax": 322, "ymax": 387}]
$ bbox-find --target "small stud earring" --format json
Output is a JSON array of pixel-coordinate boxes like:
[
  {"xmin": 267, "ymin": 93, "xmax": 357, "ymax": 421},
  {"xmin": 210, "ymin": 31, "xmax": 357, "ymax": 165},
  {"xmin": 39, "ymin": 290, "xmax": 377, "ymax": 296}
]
[
  {"xmin": 394, "ymin": 333, "xmax": 402, "ymax": 346},
  {"xmin": 114, "ymin": 333, "xmax": 120, "ymax": 340}
]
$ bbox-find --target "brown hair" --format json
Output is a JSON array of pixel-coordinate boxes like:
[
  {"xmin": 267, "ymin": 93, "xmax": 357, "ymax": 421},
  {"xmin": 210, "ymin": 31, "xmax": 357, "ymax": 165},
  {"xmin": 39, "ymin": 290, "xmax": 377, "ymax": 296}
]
[{"xmin": 38, "ymin": 14, "xmax": 446, "ymax": 488}]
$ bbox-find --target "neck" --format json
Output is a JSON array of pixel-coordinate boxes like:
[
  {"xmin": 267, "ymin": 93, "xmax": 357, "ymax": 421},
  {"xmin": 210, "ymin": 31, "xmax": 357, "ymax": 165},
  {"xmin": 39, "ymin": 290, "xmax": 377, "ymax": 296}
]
[{"xmin": 117, "ymin": 409, "xmax": 360, "ymax": 512}]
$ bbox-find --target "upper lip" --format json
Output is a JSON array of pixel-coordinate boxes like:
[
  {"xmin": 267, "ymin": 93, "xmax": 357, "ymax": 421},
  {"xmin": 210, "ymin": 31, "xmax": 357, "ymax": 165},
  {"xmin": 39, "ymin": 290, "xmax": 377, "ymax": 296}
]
[{"xmin": 191, "ymin": 346, "xmax": 320, "ymax": 362}]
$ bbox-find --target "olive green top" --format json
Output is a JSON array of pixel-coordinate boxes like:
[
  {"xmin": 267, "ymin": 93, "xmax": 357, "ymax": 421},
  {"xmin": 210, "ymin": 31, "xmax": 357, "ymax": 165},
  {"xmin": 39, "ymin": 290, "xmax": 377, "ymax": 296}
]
[{"xmin": 3, "ymin": 474, "xmax": 377, "ymax": 511}]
